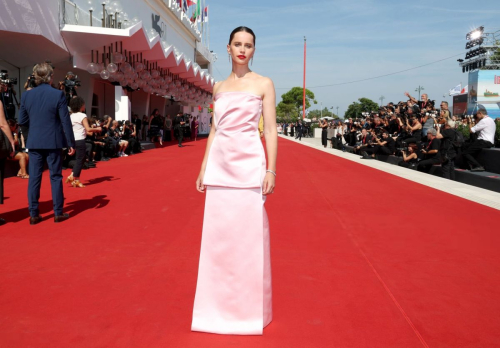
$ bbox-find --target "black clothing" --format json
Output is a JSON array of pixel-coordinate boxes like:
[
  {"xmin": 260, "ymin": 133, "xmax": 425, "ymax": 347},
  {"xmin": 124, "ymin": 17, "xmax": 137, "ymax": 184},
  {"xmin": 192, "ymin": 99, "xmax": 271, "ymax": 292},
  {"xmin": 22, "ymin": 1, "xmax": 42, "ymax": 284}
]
[
  {"xmin": 462, "ymin": 139, "xmax": 493, "ymax": 169},
  {"xmin": 417, "ymin": 138, "xmax": 441, "ymax": 172},
  {"xmin": 398, "ymin": 157, "xmax": 418, "ymax": 170},
  {"xmin": 173, "ymin": 115, "xmax": 185, "ymax": 146},
  {"xmin": 440, "ymin": 128, "xmax": 457, "ymax": 159},
  {"xmin": 148, "ymin": 116, "xmax": 162, "ymax": 139},
  {"xmin": 321, "ymin": 127, "xmax": 328, "ymax": 147},
  {"xmin": 134, "ymin": 118, "xmax": 142, "ymax": 132},
  {"xmin": 440, "ymin": 128, "xmax": 458, "ymax": 180},
  {"xmin": 72, "ymin": 139, "xmax": 87, "ymax": 177},
  {"xmin": 388, "ymin": 119, "xmax": 399, "ymax": 135},
  {"xmin": 425, "ymin": 138, "xmax": 441, "ymax": 160},
  {"xmin": 295, "ymin": 123, "xmax": 302, "ymax": 140},
  {"xmin": 0, "ymin": 158, "xmax": 5, "ymax": 204},
  {"xmin": 441, "ymin": 158, "xmax": 456, "ymax": 180}
]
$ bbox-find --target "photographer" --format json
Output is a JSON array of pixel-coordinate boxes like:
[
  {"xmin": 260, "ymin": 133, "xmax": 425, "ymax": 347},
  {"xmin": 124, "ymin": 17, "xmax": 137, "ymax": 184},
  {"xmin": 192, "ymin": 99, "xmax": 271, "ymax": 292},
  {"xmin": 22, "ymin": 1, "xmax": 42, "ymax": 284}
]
[
  {"xmin": 417, "ymin": 128, "xmax": 441, "ymax": 173},
  {"xmin": 398, "ymin": 144, "xmax": 419, "ymax": 169},
  {"xmin": 108, "ymin": 120, "xmax": 128, "ymax": 157},
  {"xmin": 361, "ymin": 130, "xmax": 395, "ymax": 159},
  {"xmin": 122, "ymin": 120, "xmax": 141, "ymax": 154},
  {"xmin": 354, "ymin": 128, "xmax": 372, "ymax": 155},
  {"xmin": 405, "ymin": 91, "xmax": 431, "ymax": 110},
  {"xmin": 462, "ymin": 109, "xmax": 495, "ymax": 172},
  {"xmin": 436, "ymin": 120, "xmax": 458, "ymax": 180},
  {"xmin": 421, "ymin": 102, "xmax": 436, "ymax": 137},
  {"xmin": 174, "ymin": 113, "xmax": 186, "ymax": 147},
  {"xmin": 0, "ymin": 70, "xmax": 19, "ymax": 120},
  {"xmin": 63, "ymin": 72, "xmax": 80, "ymax": 104},
  {"xmin": 399, "ymin": 112, "xmax": 422, "ymax": 145},
  {"xmin": 387, "ymin": 109, "xmax": 399, "ymax": 135}
]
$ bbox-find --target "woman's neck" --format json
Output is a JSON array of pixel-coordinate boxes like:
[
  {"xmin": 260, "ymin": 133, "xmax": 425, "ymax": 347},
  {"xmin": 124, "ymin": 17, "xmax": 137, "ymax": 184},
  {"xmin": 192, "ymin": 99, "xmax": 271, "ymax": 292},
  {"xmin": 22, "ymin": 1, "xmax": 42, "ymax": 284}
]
[{"xmin": 230, "ymin": 63, "xmax": 251, "ymax": 79}]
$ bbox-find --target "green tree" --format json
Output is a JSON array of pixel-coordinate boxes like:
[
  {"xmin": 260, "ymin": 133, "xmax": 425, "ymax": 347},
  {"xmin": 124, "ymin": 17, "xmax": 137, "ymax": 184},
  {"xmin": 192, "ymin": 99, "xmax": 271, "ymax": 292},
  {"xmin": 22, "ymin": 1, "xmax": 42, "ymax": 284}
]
[
  {"xmin": 276, "ymin": 102, "xmax": 299, "ymax": 123},
  {"xmin": 344, "ymin": 97, "xmax": 379, "ymax": 119},
  {"xmin": 308, "ymin": 107, "xmax": 338, "ymax": 119},
  {"xmin": 280, "ymin": 87, "xmax": 317, "ymax": 116}
]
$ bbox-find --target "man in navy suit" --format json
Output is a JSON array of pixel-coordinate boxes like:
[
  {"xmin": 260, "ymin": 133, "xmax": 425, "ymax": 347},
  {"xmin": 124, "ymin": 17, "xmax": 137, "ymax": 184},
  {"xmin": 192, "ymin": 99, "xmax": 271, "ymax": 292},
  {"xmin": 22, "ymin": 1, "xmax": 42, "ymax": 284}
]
[{"xmin": 19, "ymin": 63, "xmax": 75, "ymax": 225}]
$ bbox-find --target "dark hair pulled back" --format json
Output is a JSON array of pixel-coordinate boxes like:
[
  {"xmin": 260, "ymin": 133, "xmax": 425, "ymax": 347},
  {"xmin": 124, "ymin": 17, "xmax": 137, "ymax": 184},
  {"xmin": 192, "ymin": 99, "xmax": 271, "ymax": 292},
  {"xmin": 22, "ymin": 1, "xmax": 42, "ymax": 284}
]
[{"xmin": 229, "ymin": 26, "xmax": 256, "ymax": 45}]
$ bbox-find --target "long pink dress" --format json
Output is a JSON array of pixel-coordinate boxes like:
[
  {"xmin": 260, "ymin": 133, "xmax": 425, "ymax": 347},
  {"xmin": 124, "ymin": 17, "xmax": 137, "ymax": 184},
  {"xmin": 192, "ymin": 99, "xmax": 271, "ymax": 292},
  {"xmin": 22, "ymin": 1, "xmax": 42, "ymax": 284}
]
[{"xmin": 191, "ymin": 91, "xmax": 272, "ymax": 335}]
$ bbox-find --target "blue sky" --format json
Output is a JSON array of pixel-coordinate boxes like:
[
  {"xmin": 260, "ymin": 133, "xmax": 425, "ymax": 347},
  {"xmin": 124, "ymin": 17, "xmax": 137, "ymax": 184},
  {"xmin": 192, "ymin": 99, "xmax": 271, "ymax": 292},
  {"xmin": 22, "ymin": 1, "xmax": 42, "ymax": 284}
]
[{"xmin": 206, "ymin": 0, "xmax": 499, "ymax": 117}]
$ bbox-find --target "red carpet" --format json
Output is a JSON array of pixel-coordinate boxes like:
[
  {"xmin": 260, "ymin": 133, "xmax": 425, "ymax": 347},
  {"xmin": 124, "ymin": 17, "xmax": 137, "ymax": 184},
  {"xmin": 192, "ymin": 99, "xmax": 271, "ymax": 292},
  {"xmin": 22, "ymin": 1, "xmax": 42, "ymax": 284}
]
[{"xmin": 1, "ymin": 137, "xmax": 500, "ymax": 347}]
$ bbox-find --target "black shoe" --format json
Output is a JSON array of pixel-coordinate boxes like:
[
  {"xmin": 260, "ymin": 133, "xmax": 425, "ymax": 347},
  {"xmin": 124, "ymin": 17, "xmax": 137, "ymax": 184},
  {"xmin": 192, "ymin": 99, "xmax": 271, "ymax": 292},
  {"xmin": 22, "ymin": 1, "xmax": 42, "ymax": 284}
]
[
  {"xmin": 29, "ymin": 216, "xmax": 42, "ymax": 225},
  {"xmin": 361, "ymin": 151, "xmax": 372, "ymax": 159},
  {"xmin": 0, "ymin": 218, "xmax": 6, "ymax": 226},
  {"xmin": 470, "ymin": 166, "xmax": 485, "ymax": 172},
  {"xmin": 54, "ymin": 213, "xmax": 70, "ymax": 223}
]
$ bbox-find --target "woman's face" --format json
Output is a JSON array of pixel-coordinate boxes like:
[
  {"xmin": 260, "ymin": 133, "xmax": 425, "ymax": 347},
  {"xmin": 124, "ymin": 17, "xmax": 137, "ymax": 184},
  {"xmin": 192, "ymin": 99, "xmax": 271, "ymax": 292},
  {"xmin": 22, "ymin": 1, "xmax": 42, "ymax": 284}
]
[{"xmin": 227, "ymin": 32, "xmax": 255, "ymax": 66}]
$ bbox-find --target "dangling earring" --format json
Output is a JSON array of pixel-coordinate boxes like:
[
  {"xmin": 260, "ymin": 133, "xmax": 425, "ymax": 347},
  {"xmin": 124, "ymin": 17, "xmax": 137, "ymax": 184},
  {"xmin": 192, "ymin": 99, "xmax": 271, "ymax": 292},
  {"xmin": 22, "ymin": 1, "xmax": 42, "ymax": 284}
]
[
  {"xmin": 251, "ymin": 57, "xmax": 254, "ymax": 66},
  {"xmin": 228, "ymin": 54, "xmax": 231, "ymax": 63}
]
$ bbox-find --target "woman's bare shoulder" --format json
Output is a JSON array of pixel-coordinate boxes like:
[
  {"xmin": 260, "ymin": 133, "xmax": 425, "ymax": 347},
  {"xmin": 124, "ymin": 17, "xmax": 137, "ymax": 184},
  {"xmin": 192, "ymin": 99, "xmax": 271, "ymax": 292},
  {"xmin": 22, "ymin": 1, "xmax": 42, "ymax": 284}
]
[{"xmin": 213, "ymin": 81, "xmax": 224, "ymax": 95}]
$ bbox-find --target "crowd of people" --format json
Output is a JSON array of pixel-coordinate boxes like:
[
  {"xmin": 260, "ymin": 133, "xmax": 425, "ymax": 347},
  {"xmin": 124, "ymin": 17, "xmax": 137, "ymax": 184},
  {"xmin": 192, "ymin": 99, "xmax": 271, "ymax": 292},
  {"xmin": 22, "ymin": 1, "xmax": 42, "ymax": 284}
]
[
  {"xmin": 307, "ymin": 92, "xmax": 498, "ymax": 180},
  {"xmin": 277, "ymin": 119, "xmax": 312, "ymax": 140},
  {"xmin": 0, "ymin": 61, "xmax": 206, "ymax": 225},
  {"xmin": 132, "ymin": 111, "xmax": 200, "ymax": 147}
]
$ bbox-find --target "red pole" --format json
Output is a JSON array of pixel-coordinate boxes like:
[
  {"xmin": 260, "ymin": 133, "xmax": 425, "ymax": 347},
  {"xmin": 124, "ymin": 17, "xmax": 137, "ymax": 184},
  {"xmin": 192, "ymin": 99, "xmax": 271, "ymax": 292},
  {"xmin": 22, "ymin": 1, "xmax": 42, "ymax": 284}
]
[{"xmin": 303, "ymin": 36, "xmax": 306, "ymax": 119}]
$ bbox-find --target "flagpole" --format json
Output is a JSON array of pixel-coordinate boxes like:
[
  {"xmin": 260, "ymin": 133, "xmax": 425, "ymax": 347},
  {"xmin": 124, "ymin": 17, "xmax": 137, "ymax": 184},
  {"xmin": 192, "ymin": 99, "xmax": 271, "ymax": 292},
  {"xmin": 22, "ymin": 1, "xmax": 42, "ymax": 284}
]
[{"xmin": 303, "ymin": 36, "xmax": 306, "ymax": 119}]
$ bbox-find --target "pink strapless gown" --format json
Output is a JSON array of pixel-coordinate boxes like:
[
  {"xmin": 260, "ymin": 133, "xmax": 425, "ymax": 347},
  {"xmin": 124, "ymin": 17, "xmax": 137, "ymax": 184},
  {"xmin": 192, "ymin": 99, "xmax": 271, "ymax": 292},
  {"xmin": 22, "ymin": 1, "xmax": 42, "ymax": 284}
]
[{"xmin": 191, "ymin": 91, "xmax": 272, "ymax": 335}]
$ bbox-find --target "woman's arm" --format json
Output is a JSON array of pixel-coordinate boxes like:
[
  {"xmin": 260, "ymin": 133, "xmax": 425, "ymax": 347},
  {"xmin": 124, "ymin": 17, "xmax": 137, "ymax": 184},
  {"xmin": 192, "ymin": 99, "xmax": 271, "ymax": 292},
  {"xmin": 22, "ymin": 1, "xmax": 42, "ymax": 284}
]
[
  {"xmin": 262, "ymin": 78, "xmax": 277, "ymax": 195},
  {"xmin": 82, "ymin": 118, "xmax": 102, "ymax": 133},
  {"xmin": 0, "ymin": 102, "xmax": 15, "ymax": 154},
  {"xmin": 196, "ymin": 83, "xmax": 221, "ymax": 193}
]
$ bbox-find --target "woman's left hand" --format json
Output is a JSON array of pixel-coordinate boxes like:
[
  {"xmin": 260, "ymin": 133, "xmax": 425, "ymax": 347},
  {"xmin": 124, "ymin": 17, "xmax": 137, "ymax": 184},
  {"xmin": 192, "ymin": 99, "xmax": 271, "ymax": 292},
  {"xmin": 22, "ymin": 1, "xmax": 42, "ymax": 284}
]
[{"xmin": 262, "ymin": 172, "xmax": 275, "ymax": 195}]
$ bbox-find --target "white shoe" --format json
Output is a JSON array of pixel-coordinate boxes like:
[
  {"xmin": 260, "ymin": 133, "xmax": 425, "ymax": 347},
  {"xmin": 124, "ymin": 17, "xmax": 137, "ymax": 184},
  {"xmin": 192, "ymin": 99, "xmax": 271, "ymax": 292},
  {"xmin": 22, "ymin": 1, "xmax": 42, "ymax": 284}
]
[
  {"xmin": 122, "ymin": 153, "xmax": 128, "ymax": 157},
  {"xmin": 118, "ymin": 152, "xmax": 123, "ymax": 157}
]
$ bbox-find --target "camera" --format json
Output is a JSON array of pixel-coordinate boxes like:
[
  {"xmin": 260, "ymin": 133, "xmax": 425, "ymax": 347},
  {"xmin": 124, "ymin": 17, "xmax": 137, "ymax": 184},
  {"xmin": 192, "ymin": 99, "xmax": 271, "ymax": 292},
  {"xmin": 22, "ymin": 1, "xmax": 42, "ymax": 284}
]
[
  {"xmin": 26, "ymin": 74, "xmax": 37, "ymax": 89},
  {"xmin": 0, "ymin": 70, "xmax": 17, "ymax": 86},
  {"xmin": 63, "ymin": 73, "xmax": 81, "ymax": 89}
]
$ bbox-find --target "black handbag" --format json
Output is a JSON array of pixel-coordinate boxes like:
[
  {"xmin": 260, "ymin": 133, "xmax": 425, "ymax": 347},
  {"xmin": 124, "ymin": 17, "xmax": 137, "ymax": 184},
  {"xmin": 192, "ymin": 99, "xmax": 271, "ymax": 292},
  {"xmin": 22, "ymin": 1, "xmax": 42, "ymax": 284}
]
[{"xmin": 0, "ymin": 129, "xmax": 12, "ymax": 159}]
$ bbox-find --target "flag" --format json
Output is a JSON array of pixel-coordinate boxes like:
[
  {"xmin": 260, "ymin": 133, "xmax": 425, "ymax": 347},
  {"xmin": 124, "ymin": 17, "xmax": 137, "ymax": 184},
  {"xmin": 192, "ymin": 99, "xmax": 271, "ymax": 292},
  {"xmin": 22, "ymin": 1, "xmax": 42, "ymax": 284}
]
[
  {"xmin": 182, "ymin": 0, "xmax": 188, "ymax": 12},
  {"xmin": 187, "ymin": 0, "xmax": 196, "ymax": 6},
  {"xmin": 461, "ymin": 85, "xmax": 468, "ymax": 94},
  {"xmin": 203, "ymin": 6, "xmax": 208, "ymax": 22},
  {"xmin": 194, "ymin": 0, "xmax": 201, "ymax": 21},
  {"xmin": 449, "ymin": 84, "xmax": 461, "ymax": 96},
  {"xmin": 495, "ymin": 75, "xmax": 500, "ymax": 84}
]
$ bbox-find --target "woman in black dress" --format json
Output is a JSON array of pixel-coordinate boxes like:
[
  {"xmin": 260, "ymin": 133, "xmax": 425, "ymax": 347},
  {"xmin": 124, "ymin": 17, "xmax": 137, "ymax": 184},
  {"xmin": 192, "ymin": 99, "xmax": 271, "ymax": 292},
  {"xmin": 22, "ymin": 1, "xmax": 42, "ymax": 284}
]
[
  {"xmin": 148, "ymin": 109, "xmax": 163, "ymax": 145},
  {"xmin": 320, "ymin": 119, "xmax": 328, "ymax": 147},
  {"xmin": 0, "ymin": 99, "xmax": 16, "ymax": 225}
]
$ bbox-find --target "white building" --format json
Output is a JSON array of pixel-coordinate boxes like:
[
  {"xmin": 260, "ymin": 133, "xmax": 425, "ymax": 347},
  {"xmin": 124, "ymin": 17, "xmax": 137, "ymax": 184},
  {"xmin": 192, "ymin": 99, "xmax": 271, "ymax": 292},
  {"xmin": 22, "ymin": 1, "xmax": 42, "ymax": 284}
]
[{"xmin": 0, "ymin": 0, "xmax": 215, "ymax": 134}]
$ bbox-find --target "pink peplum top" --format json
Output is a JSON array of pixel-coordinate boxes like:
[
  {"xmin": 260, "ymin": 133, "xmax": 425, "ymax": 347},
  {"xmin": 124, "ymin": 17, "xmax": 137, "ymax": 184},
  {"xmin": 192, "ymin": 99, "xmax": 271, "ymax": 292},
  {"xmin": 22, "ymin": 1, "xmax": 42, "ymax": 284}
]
[{"xmin": 203, "ymin": 91, "xmax": 266, "ymax": 189}]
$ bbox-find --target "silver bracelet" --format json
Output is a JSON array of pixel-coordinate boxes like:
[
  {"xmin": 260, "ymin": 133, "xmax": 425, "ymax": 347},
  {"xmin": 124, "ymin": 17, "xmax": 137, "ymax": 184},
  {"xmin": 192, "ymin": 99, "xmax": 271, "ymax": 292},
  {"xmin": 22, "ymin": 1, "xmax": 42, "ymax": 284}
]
[{"xmin": 266, "ymin": 169, "xmax": 276, "ymax": 176}]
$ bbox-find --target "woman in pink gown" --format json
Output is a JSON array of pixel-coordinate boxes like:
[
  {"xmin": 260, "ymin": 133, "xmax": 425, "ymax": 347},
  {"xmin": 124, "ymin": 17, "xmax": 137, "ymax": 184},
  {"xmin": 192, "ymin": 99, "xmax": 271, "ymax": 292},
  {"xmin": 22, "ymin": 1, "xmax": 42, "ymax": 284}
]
[{"xmin": 192, "ymin": 26, "xmax": 278, "ymax": 335}]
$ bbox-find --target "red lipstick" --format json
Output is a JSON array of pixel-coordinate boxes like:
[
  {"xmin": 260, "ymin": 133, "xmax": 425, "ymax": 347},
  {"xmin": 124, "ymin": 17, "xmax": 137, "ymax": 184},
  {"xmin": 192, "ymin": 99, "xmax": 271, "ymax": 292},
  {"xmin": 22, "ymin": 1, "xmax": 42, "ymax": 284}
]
[{"xmin": 237, "ymin": 55, "xmax": 246, "ymax": 59}]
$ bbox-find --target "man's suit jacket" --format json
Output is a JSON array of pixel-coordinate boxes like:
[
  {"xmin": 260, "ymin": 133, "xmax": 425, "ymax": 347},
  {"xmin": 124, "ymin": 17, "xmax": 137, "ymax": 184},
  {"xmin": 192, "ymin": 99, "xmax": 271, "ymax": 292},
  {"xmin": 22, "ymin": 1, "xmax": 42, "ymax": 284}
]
[{"xmin": 18, "ymin": 83, "xmax": 75, "ymax": 149}]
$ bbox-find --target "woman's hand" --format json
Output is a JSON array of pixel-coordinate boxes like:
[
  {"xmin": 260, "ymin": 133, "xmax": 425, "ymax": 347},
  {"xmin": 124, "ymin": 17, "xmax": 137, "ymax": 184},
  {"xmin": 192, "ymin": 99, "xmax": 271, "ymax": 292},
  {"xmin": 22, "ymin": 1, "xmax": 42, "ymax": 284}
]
[
  {"xmin": 9, "ymin": 141, "xmax": 15, "ymax": 158},
  {"xmin": 196, "ymin": 171, "xmax": 206, "ymax": 193},
  {"xmin": 262, "ymin": 172, "xmax": 275, "ymax": 195}
]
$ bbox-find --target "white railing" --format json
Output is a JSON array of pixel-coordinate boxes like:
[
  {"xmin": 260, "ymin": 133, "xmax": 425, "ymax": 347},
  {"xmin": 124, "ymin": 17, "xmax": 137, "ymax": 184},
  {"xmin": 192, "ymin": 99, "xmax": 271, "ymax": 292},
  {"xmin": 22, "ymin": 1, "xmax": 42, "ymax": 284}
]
[{"xmin": 62, "ymin": 0, "xmax": 118, "ymax": 28}]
